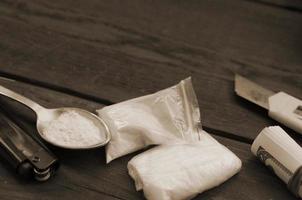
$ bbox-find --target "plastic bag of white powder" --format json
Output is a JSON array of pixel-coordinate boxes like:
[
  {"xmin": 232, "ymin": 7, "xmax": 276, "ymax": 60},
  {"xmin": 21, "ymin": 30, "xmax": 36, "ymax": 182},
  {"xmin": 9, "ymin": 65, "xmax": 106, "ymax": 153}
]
[
  {"xmin": 97, "ymin": 77, "xmax": 242, "ymax": 200},
  {"xmin": 128, "ymin": 131, "xmax": 242, "ymax": 200},
  {"xmin": 97, "ymin": 78, "xmax": 201, "ymax": 163}
]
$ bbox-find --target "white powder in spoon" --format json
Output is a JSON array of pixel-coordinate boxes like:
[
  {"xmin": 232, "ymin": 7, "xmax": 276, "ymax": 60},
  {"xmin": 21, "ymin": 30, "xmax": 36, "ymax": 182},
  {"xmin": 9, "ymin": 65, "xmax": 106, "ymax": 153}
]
[{"xmin": 43, "ymin": 111, "xmax": 105, "ymax": 148}]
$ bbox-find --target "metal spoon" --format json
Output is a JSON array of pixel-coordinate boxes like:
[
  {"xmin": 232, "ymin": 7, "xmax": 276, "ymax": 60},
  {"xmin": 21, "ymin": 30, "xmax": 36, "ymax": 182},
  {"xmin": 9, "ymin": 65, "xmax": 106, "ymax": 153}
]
[{"xmin": 0, "ymin": 85, "xmax": 111, "ymax": 149}]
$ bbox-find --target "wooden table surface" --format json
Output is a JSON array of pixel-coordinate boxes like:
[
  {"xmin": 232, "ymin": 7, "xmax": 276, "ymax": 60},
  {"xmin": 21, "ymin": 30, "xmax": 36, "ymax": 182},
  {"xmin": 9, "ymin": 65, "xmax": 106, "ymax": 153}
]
[{"xmin": 0, "ymin": 0, "xmax": 301, "ymax": 199}]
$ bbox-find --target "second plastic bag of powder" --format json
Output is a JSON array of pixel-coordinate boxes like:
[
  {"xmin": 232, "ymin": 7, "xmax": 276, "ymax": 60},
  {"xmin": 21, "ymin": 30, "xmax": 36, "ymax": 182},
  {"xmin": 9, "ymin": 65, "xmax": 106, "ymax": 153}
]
[
  {"xmin": 97, "ymin": 78, "xmax": 200, "ymax": 163},
  {"xmin": 128, "ymin": 131, "xmax": 242, "ymax": 200}
]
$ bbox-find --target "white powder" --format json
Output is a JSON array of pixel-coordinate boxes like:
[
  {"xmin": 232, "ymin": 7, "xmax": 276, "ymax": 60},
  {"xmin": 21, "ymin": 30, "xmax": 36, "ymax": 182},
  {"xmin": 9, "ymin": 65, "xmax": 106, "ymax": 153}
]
[
  {"xmin": 97, "ymin": 77, "xmax": 201, "ymax": 163},
  {"xmin": 127, "ymin": 131, "xmax": 242, "ymax": 200},
  {"xmin": 43, "ymin": 111, "xmax": 105, "ymax": 148}
]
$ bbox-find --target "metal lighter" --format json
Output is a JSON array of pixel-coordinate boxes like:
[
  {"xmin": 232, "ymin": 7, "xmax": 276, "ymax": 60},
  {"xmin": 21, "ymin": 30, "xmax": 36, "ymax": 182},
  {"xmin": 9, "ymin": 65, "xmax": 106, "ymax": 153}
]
[{"xmin": 0, "ymin": 108, "xmax": 59, "ymax": 181}]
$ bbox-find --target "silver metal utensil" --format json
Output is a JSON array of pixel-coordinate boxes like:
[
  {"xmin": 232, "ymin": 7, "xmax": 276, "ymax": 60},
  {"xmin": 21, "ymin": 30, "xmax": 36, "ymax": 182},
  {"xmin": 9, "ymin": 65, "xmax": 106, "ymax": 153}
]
[{"xmin": 0, "ymin": 85, "xmax": 110, "ymax": 149}]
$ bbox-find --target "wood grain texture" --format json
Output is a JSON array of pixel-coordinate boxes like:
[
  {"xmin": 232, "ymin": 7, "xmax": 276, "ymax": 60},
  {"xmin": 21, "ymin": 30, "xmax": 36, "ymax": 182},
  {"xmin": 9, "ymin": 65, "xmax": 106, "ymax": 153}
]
[
  {"xmin": 0, "ymin": 78, "xmax": 299, "ymax": 200},
  {"xmin": 0, "ymin": 0, "xmax": 301, "ymax": 141},
  {"xmin": 0, "ymin": 0, "xmax": 301, "ymax": 199}
]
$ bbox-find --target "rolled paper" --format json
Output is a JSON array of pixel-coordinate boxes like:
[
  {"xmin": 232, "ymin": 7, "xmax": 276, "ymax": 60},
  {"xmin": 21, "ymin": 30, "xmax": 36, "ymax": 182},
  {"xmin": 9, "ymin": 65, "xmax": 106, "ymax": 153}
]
[{"xmin": 251, "ymin": 126, "xmax": 302, "ymax": 197}]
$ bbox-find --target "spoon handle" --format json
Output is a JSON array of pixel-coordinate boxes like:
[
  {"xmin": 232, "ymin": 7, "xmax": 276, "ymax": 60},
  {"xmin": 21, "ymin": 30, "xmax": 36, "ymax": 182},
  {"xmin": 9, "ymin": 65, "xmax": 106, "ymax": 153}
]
[{"xmin": 0, "ymin": 85, "xmax": 45, "ymax": 114}]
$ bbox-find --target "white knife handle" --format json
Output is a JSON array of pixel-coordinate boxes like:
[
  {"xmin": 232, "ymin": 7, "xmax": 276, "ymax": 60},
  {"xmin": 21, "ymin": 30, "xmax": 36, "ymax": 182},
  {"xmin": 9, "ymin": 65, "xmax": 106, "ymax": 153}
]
[{"xmin": 268, "ymin": 92, "xmax": 302, "ymax": 134}]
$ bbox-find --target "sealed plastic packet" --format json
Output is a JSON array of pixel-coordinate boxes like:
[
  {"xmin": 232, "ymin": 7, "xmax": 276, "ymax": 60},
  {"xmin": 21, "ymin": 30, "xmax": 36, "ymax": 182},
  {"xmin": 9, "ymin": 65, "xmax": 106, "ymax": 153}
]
[
  {"xmin": 97, "ymin": 77, "xmax": 201, "ymax": 163},
  {"xmin": 127, "ymin": 131, "xmax": 242, "ymax": 200},
  {"xmin": 97, "ymin": 77, "xmax": 242, "ymax": 200}
]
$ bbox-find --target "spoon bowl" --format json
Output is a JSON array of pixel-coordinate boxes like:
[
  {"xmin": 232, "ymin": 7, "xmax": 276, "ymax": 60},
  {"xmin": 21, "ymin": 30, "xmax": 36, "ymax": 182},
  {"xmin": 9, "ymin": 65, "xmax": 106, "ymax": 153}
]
[{"xmin": 0, "ymin": 85, "xmax": 111, "ymax": 149}]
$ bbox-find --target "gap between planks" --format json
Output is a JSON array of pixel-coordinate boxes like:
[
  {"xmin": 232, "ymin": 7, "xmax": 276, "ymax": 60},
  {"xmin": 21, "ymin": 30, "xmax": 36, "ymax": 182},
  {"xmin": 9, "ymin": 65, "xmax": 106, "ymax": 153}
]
[
  {"xmin": 0, "ymin": 70, "xmax": 253, "ymax": 145},
  {"xmin": 246, "ymin": 0, "xmax": 302, "ymax": 13}
]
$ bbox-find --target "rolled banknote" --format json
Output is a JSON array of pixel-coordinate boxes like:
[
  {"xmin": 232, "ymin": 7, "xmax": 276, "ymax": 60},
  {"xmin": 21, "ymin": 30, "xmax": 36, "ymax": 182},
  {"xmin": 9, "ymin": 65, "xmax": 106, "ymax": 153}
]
[{"xmin": 251, "ymin": 126, "xmax": 302, "ymax": 198}]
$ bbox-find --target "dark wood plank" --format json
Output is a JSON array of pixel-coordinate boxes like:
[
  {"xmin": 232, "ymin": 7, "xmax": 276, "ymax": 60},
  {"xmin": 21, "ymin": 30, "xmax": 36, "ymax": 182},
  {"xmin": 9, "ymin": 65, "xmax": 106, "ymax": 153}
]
[
  {"xmin": 0, "ymin": 79, "xmax": 299, "ymax": 200},
  {"xmin": 0, "ymin": 0, "xmax": 301, "ymax": 141}
]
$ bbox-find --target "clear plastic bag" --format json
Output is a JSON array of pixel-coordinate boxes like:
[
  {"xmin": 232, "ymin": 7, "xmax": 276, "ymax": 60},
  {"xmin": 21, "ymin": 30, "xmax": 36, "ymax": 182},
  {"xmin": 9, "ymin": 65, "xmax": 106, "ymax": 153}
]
[
  {"xmin": 96, "ymin": 77, "xmax": 201, "ymax": 163},
  {"xmin": 128, "ymin": 131, "xmax": 242, "ymax": 200},
  {"xmin": 97, "ymin": 77, "xmax": 242, "ymax": 200}
]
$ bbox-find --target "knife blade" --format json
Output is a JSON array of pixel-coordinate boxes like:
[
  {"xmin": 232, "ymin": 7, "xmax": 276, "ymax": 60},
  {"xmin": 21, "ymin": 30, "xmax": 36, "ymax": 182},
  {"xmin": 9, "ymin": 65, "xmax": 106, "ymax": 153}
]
[
  {"xmin": 235, "ymin": 74, "xmax": 302, "ymax": 134},
  {"xmin": 235, "ymin": 75, "xmax": 275, "ymax": 109}
]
